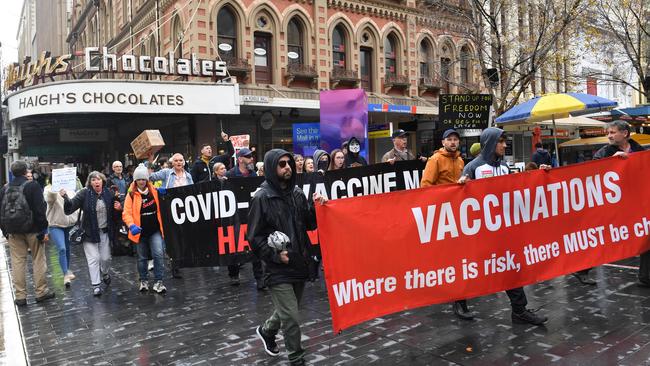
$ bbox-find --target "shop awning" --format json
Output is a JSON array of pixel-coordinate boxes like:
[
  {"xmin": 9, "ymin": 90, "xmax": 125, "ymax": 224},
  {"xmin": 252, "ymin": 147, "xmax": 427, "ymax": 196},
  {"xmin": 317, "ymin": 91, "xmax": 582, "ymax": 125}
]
[
  {"xmin": 499, "ymin": 115, "xmax": 605, "ymax": 128},
  {"xmin": 614, "ymin": 105, "xmax": 650, "ymax": 117},
  {"xmin": 559, "ymin": 133, "xmax": 650, "ymax": 148}
]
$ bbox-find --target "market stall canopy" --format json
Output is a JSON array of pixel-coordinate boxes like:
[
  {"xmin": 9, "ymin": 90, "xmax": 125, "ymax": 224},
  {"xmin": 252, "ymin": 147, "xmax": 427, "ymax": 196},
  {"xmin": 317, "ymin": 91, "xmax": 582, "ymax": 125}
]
[
  {"xmin": 499, "ymin": 116, "xmax": 606, "ymax": 131},
  {"xmin": 559, "ymin": 133, "xmax": 650, "ymax": 148},
  {"xmin": 495, "ymin": 93, "xmax": 618, "ymax": 124}
]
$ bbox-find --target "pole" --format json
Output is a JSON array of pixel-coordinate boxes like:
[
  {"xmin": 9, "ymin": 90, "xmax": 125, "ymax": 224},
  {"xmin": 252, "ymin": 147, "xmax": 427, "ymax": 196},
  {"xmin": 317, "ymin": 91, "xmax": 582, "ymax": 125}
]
[{"xmin": 552, "ymin": 115, "xmax": 560, "ymax": 167}]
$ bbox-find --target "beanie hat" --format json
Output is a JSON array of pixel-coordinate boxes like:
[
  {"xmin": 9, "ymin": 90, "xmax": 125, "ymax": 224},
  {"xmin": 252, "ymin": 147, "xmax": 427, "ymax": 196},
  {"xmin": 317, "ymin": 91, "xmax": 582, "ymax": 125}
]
[
  {"xmin": 133, "ymin": 163, "xmax": 149, "ymax": 181},
  {"xmin": 469, "ymin": 143, "xmax": 481, "ymax": 157}
]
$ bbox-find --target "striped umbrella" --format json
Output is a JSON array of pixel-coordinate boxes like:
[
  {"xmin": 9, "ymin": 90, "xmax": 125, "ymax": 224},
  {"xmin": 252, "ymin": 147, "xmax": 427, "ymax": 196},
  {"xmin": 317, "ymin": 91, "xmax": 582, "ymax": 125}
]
[{"xmin": 495, "ymin": 93, "xmax": 618, "ymax": 165}]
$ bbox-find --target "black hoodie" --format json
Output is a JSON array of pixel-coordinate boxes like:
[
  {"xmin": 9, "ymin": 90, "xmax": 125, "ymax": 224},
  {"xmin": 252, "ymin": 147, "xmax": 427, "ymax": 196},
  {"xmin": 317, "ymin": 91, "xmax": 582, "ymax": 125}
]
[
  {"xmin": 344, "ymin": 137, "xmax": 368, "ymax": 167},
  {"xmin": 247, "ymin": 149, "xmax": 318, "ymax": 286}
]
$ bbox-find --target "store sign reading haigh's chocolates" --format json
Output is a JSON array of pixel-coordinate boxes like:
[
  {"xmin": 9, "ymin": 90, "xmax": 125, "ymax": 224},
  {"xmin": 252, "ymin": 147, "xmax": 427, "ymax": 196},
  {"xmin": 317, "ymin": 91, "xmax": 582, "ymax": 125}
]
[{"xmin": 4, "ymin": 47, "xmax": 229, "ymax": 92}]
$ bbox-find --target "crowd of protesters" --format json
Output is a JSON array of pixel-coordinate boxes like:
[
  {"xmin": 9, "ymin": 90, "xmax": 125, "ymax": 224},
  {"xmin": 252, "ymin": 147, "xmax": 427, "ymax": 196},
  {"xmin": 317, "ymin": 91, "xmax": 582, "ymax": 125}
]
[{"xmin": 0, "ymin": 120, "xmax": 645, "ymax": 366}]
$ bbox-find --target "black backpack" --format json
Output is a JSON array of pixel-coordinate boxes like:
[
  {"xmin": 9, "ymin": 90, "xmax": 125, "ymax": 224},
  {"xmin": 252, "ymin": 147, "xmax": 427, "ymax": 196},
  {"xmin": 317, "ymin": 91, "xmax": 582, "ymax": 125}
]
[{"xmin": 1, "ymin": 182, "xmax": 34, "ymax": 234}]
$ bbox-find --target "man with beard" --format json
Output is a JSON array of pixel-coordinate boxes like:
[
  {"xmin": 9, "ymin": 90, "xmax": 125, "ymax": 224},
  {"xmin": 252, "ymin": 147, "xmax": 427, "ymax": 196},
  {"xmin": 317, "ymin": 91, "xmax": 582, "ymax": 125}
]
[
  {"xmin": 420, "ymin": 129, "xmax": 471, "ymax": 319},
  {"xmin": 382, "ymin": 129, "xmax": 428, "ymax": 164},
  {"xmin": 344, "ymin": 137, "xmax": 368, "ymax": 167},
  {"xmin": 249, "ymin": 149, "xmax": 326, "ymax": 366},
  {"xmin": 573, "ymin": 120, "xmax": 647, "ymax": 286},
  {"xmin": 458, "ymin": 127, "xmax": 548, "ymax": 326}
]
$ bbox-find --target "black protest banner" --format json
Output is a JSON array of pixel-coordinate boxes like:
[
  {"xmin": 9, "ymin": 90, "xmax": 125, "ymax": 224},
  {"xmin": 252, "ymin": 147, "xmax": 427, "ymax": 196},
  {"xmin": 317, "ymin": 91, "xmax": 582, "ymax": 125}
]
[
  {"xmin": 440, "ymin": 94, "xmax": 492, "ymax": 129},
  {"xmin": 160, "ymin": 160, "xmax": 425, "ymax": 268}
]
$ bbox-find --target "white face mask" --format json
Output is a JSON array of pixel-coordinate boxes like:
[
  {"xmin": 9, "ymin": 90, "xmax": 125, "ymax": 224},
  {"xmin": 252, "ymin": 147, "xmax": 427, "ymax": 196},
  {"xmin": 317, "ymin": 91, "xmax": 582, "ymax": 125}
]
[{"xmin": 349, "ymin": 142, "xmax": 360, "ymax": 153}]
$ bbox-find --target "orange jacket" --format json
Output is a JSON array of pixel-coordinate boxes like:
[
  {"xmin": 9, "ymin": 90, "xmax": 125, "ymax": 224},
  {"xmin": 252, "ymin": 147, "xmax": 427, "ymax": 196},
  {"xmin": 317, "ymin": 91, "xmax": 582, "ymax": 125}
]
[
  {"xmin": 420, "ymin": 147, "xmax": 464, "ymax": 187},
  {"xmin": 122, "ymin": 182, "xmax": 164, "ymax": 243}
]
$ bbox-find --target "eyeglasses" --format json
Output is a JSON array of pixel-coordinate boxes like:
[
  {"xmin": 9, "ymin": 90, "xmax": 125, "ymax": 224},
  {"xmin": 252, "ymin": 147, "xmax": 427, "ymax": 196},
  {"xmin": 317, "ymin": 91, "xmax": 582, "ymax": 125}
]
[{"xmin": 278, "ymin": 160, "xmax": 290, "ymax": 168}]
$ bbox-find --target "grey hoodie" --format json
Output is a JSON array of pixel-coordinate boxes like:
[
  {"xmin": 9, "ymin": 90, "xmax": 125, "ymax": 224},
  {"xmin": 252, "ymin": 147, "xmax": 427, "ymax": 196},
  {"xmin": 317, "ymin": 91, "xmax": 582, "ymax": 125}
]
[{"xmin": 462, "ymin": 127, "xmax": 510, "ymax": 179}]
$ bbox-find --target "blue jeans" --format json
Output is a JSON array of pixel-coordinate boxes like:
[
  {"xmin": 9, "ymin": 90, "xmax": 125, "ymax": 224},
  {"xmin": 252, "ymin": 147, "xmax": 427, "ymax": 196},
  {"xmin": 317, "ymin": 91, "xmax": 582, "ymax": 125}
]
[
  {"xmin": 48, "ymin": 227, "xmax": 71, "ymax": 274},
  {"xmin": 136, "ymin": 231, "xmax": 164, "ymax": 281}
]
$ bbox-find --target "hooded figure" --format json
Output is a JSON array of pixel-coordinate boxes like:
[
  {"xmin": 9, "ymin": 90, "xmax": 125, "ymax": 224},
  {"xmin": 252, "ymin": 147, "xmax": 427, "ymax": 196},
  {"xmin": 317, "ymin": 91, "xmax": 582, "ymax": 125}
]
[
  {"xmin": 462, "ymin": 127, "xmax": 510, "ymax": 179},
  {"xmin": 313, "ymin": 149, "xmax": 331, "ymax": 173},
  {"xmin": 344, "ymin": 137, "xmax": 368, "ymax": 167},
  {"xmin": 248, "ymin": 149, "xmax": 318, "ymax": 286}
]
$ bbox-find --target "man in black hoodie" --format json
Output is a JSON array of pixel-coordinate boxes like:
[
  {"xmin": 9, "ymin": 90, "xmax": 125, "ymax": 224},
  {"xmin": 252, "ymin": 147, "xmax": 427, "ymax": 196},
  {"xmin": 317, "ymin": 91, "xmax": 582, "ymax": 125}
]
[
  {"xmin": 573, "ymin": 120, "xmax": 647, "ymax": 286},
  {"xmin": 249, "ymin": 149, "xmax": 326, "ymax": 366},
  {"xmin": 531, "ymin": 143, "xmax": 552, "ymax": 166},
  {"xmin": 460, "ymin": 127, "xmax": 547, "ymax": 326}
]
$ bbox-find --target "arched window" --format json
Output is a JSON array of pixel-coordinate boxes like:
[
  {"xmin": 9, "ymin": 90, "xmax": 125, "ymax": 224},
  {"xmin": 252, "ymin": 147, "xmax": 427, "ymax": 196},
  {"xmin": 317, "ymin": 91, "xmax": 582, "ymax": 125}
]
[
  {"xmin": 171, "ymin": 15, "xmax": 184, "ymax": 59},
  {"xmin": 149, "ymin": 35, "xmax": 157, "ymax": 56},
  {"xmin": 287, "ymin": 17, "xmax": 304, "ymax": 65},
  {"xmin": 332, "ymin": 25, "xmax": 346, "ymax": 69},
  {"xmin": 460, "ymin": 46, "xmax": 471, "ymax": 83},
  {"xmin": 217, "ymin": 6, "xmax": 237, "ymax": 61},
  {"xmin": 384, "ymin": 34, "xmax": 398, "ymax": 78},
  {"xmin": 440, "ymin": 43, "xmax": 453, "ymax": 93},
  {"xmin": 419, "ymin": 40, "xmax": 432, "ymax": 78}
]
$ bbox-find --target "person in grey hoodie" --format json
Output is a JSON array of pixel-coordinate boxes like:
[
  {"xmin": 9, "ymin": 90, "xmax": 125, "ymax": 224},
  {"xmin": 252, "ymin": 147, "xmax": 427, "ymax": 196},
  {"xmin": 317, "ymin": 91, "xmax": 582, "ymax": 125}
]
[
  {"xmin": 313, "ymin": 150, "xmax": 330, "ymax": 174},
  {"xmin": 460, "ymin": 127, "xmax": 548, "ymax": 326}
]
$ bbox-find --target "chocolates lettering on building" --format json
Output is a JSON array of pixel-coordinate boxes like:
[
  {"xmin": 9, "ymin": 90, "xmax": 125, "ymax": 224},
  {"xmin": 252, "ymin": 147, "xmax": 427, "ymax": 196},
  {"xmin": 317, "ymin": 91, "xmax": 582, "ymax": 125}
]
[
  {"xmin": 4, "ymin": 47, "xmax": 230, "ymax": 92},
  {"xmin": 17, "ymin": 92, "xmax": 185, "ymax": 109}
]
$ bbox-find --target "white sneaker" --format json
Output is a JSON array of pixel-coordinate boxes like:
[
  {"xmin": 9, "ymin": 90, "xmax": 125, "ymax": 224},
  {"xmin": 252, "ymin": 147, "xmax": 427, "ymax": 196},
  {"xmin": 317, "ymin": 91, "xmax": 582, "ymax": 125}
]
[
  {"xmin": 152, "ymin": 281, "xmax": 167, "ymax": 293},
  {"xmin": 139, "ymin": 280, "xmax": 149, "ymax": 292},
  {"xmin": 66, "ymin": 271, "xmax": 76, "ymax": 280},
  {"xmin": 93, "ymin": 287, "xmax": 102, "ymax": 296},
  {"xmin": 148, "ymin": 260, "xmax": 154, "ymax": 271}
]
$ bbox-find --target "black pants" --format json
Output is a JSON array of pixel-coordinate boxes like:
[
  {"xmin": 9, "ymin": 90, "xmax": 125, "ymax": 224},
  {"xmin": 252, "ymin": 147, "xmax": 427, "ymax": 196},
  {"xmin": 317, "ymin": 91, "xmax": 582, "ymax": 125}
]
[
  {"xmin": 228, "ymin": 260, "xmax": 263, "ymax": 280},
  {"xmin": 639, "ymin": 251, "xmax": 650, "ymax": 282},
  {"xmin": 505, "ymin": 287, "xmax": 527, "ymax": 313}
]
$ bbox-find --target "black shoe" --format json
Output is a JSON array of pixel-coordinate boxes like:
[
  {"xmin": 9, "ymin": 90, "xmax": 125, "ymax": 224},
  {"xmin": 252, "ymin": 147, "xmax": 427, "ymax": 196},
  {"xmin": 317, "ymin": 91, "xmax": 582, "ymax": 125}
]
[
  {"xmin": 14, "ymin": 298, "xmax": 27, "ymax": 306},
  {"xmin": 255, "ymin": 326, "xmax": 279, "ymax": 357},
  {"xmin": 172, "ymin": 267, "xmax": 183, "ymax": 279},
  {"xmin": 512, "ymin": 308, "xmax": 547, "ymax": 325},
  {"xmin": 452, "ymin": 301, "xmax": 475, "ymax": 320},
  {"xmin": 256, "ymin": 280, "xmax": 267, "ymax": 291},
  {"xmin": 230, "ymin": 276, "xmax": 240, "ymax": 286},
  {"xmin": 290, "ymin": 359, "xmax": 306, "ymax": 366},
  {"xmin": 102, "ymin": 274, "xmax": 111, "ymax": 286},
  {"xmin": 35, "ymin": 291, "xmax": 56, "ymax": 303},
  {"xmin": 572, "ymin": 272, "xmax": 596, "ymax": 285}
]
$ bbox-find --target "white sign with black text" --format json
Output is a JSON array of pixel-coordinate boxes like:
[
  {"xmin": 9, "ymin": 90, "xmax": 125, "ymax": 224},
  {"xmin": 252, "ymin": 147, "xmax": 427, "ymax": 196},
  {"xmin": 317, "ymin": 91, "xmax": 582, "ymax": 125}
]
[{"xmin": 8, "ymin": 80, "xmax": 240, "ymax": 120}]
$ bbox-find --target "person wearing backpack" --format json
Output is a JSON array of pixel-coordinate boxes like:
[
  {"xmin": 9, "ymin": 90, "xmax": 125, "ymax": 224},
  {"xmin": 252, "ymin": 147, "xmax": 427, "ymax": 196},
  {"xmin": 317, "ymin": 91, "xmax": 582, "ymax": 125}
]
[{"xmin": 0, "ymin": 160, "xmax": 54, "ymax": 306}]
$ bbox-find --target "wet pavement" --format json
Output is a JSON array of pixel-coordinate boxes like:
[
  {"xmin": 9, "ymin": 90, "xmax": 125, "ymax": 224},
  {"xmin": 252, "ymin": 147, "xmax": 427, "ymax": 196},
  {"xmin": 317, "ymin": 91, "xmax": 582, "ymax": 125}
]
[{"xmin": 3, "ymin": 240, "xmax": 650, "ymax": 365}]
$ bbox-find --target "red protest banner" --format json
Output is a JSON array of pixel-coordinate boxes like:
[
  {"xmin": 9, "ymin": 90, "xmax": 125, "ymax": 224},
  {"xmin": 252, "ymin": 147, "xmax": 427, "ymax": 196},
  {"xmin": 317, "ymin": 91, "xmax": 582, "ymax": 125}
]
[{"xmin": 316, "ymin": 152, "xmax": 650, "ymax": 332}]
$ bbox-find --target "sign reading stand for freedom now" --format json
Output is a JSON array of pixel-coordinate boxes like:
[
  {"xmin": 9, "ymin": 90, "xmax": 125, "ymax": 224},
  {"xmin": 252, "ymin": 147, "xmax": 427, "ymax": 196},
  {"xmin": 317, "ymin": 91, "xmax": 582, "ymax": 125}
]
[
  {"xmin": 316, "ymin": 152, "xmax": 650, "ymax": 332},
  {"xmin": 7, "ymin": 79, "xmax": 240, "ymax": 120}
]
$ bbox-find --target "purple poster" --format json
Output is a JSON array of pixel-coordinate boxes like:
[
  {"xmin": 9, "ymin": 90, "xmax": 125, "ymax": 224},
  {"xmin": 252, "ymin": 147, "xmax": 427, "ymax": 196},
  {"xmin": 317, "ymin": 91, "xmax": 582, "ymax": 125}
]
[{"xmin": 319, "ymin": 89, "xmax": 368, "ymax": 159}]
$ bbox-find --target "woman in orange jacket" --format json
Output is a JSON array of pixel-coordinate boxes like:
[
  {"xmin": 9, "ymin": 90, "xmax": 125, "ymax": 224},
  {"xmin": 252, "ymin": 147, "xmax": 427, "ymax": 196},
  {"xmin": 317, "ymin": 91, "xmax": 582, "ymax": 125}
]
[{"xmin": 123, "ymin": 164, "xmax": 167, "ymax": 293}]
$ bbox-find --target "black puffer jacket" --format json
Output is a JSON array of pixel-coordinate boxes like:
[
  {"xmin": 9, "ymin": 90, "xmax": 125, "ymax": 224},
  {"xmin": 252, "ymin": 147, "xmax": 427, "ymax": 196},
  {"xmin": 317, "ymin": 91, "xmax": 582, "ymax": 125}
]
[{"xmin": 248, "ymin": 149, "xmax": 317, "ymax": 286}]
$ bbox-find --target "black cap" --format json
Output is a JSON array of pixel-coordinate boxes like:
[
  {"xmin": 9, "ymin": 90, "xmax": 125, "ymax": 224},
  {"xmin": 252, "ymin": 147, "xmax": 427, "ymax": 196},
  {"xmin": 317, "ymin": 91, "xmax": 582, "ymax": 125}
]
[
  {"xmin": 442, "ymin": 129, "xmax": 460, "ymax": 139},
  {"xmin": 236, "ymin": 148, "xmax": 253, "ymax": 158},
  {"xmin": 392, "ymin": 129, "xmax": 408, "ymax": 138}
]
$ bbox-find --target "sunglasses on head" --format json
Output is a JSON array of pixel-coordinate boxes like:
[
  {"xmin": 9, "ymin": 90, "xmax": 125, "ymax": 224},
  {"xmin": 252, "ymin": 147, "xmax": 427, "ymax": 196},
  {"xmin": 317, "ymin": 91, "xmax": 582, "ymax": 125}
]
[{"xmin": 278, "ymin": 160, "xmax": 290, "ymax": 168}]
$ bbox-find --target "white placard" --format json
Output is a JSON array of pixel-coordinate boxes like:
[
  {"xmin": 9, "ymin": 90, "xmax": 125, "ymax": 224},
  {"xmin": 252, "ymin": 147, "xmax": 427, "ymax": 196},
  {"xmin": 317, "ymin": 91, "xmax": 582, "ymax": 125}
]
[
  {"xmin": 51, "ymin": 167, "xmax": 77, "ymax": 194},
  {"xmin": 7, "ymin": 80, "xmax": 240, "ymax": 120}
]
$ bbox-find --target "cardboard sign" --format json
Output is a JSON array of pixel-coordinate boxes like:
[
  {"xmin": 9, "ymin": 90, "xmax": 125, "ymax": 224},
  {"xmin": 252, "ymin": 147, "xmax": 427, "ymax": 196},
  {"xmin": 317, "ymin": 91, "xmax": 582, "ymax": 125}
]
[
  {"xmin": 131, "ymin": 130, "xmax": 165, "ymax": 159},
  {"xmin": 229, "ymin": 135, "xmax": 250, "ymax": 149}
]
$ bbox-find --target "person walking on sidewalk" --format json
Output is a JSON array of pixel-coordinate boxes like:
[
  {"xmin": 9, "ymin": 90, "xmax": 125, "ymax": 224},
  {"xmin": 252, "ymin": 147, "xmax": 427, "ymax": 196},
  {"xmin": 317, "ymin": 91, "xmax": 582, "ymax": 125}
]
[
  {"xmin": 420, "ymin": 129, "xmax": 473, "ymax": 320},
  {"xmin": 123, "ymin": 164, "xmax": 167, "ymax": 294},
  {"xmin": 459, "ymin": 127, "xmax": 548, "ymax": 326},
  {"xmin": 0, "ymin": 160, "xmax": 55, "ymax": 306},
  {"xmin": 61, "ymin": 171, "xmax": 122, "ymax": 296},
  {"xmin": 249, "ymin": 149, "xmax": 326, "ymax": 366},
  {"xmin": 44, "ymin": 181, "xmax": 79, "ymax": 287}
]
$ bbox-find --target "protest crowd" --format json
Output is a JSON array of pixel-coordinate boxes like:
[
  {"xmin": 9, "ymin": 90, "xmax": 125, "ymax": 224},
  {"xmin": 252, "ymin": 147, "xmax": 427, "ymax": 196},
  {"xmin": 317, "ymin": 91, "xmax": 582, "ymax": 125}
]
[{"xmin": 0, "ymin": 119, "xmax": 647, "ymax": 366}]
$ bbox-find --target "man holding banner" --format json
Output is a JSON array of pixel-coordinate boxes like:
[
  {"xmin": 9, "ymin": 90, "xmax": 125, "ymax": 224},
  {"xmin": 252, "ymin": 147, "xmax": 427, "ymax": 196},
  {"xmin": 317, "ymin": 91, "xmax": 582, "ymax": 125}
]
[
  {"xmin": 420, "ymin": 129, "xmax": 474, "ymax": 320},
  {"xmin": 460, "ymin": 127, "xmax": 548, "ymax": 325},
  {"xmin": 249, "ymin": 149, "xmax": 325, "ymax": 366}
]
